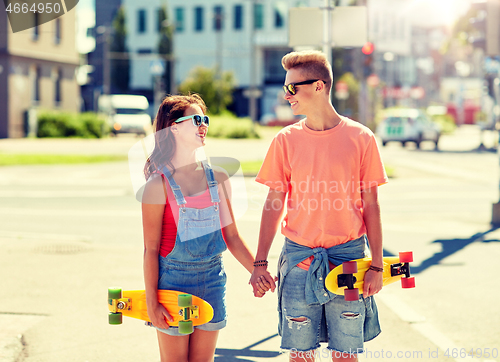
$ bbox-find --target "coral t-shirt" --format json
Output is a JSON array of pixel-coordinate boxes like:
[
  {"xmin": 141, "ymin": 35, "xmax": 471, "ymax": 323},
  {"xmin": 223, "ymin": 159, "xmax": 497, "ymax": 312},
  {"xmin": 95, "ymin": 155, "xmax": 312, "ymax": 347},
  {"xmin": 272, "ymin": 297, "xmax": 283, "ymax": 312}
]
[{"xmin": 255, "ymin": 117, "xmax": 388, "ymax": 268}]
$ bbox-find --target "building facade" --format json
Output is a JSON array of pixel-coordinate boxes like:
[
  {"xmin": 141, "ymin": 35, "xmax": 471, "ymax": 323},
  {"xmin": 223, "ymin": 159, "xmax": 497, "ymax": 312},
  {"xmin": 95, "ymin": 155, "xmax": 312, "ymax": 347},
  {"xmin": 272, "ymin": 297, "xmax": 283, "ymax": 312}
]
[
  {"xmin": 124, "ymin": 0, "xmax": 327, "ymax": 118},
  {"xmin": 0, "ymin": 8, "xmax": 80, "ymax": 138}
]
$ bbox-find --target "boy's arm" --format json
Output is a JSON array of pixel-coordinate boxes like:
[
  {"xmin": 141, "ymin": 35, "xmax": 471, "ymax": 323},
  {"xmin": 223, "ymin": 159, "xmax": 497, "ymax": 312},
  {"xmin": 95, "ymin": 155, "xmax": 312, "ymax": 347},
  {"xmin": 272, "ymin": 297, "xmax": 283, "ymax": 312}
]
[
  {"xmin": 249, "ymin": 188, "xmax": 287, "ymax": 297},
  {"xmin": 361, "ymin": 185, "xmax": 384, "ymax": 298}
]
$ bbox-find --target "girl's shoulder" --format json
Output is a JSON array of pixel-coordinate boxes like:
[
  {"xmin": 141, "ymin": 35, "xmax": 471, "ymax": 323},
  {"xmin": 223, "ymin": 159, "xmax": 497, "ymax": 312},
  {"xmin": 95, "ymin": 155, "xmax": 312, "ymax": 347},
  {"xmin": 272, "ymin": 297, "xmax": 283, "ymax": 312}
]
[
  {"xmin": 210, "ymin": 165, "xmax": 230, "ymax": 184},
  {"xmin": 142, "ymin": 173, "xmax": 167, "ymax": 204}
]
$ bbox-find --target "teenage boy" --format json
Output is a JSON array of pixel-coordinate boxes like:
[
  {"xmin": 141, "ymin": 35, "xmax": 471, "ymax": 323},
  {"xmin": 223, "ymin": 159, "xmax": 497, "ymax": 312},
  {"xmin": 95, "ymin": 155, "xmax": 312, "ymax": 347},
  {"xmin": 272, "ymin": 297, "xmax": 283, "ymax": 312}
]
[{"xmin": 250, "ymin": 50, "xmax": 388, "ymax": 362}]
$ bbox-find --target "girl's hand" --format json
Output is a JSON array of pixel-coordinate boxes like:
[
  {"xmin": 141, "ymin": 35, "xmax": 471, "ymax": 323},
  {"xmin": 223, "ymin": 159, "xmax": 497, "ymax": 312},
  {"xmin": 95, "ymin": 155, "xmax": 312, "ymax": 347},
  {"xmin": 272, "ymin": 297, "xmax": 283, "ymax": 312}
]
[
  {"xmin": 250, "ymin": 268, "xmax": 277, "ymax": 297},
  {"xmin": 147, "ymin": 302, "xmax": 173, "ymax": 330}
]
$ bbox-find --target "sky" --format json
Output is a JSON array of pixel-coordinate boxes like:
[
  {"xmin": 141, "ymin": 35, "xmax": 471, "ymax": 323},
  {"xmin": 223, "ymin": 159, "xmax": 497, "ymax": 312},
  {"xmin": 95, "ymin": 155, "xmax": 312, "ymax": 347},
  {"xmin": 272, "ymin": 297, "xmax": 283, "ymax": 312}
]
[
  {"xmin": 75, "ymin": 0, "xmax": 95, "ymax": 54},
  {"xmin": 404, "ymin": 0, "xmax": 472, "ymax": 28}
]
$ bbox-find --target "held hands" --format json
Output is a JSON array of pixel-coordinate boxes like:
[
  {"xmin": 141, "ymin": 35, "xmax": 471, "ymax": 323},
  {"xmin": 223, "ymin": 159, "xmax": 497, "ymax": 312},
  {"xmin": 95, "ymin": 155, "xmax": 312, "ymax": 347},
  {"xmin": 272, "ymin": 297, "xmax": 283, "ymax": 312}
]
[
  {"xmin": 147, "ymin": 301, "xmax": 173, "ymax": 330},
  {"xmin": 249, "ymin": 267, "xmax": 278, "ymax": 298}
]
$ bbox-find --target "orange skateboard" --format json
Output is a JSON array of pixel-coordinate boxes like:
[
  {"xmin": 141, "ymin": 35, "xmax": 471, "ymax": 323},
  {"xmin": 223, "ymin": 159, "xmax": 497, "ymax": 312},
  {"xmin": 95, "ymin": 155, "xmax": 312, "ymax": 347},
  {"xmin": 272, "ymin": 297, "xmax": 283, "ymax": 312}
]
[
  {"xmin": 325, "ymin": 251, "xmax": 415, "ymax": 301},
  {"xmin": 107, "ymin": 288, "xmax": 214, "ymax": 334}
]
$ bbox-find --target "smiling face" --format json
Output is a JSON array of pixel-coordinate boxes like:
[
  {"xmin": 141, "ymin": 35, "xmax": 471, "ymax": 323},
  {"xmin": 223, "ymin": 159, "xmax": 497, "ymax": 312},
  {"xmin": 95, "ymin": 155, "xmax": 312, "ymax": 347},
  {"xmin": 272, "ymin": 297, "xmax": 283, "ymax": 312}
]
[
  {"xmin": 173, "ymin": 104, "xmax": 208, "ymax": 148},
  {"xmin": 284, "ymin": 68, "xmax": 318, "ymax": 116}
]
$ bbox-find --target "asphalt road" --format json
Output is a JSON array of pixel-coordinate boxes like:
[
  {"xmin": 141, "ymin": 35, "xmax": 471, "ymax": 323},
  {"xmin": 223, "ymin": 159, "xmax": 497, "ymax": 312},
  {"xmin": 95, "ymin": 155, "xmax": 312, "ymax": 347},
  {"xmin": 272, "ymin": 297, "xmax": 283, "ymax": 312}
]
[{"xmin": 0, "ymin": 125, "xmax": 499, "ymax": 361}]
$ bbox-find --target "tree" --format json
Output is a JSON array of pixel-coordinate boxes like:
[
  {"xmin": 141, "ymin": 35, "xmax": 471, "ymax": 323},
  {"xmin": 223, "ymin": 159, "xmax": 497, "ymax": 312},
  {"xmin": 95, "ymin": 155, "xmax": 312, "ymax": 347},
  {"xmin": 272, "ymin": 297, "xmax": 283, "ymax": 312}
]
[
  {"xmin": 158, "ymin": 5, "xmax": 174, "ymax": 94},
  {"xmin": 110, "ymin": 6, "xmax": 130, "ymax": 93},
  {"xmin": 178, "ymin": 67, "xmax": 235, "ymax": 115}
]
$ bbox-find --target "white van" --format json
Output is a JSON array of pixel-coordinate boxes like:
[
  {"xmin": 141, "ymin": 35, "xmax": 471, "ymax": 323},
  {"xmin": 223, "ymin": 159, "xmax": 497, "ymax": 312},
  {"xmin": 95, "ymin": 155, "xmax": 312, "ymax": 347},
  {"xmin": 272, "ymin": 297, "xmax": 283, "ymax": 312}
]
[
  {"xmin": 98, "ymin": 95, "xmax": 152, "ymax": 136},
  {"xmin": 376, "ymin": 108, "xmax": 441, "ymax": 149}
]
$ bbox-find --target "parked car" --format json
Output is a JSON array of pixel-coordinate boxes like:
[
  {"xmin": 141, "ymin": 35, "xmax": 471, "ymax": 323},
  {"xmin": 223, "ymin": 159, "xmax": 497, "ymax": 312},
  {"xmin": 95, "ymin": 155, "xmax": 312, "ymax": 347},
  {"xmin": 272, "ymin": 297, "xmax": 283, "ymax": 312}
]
[
  {"xmin": 98, "ymin": 95, "xmax": 152, "ymax": 136},
  {"xmin": 376, "ymin": 109, "xmax": 441, "ymax": 149}
]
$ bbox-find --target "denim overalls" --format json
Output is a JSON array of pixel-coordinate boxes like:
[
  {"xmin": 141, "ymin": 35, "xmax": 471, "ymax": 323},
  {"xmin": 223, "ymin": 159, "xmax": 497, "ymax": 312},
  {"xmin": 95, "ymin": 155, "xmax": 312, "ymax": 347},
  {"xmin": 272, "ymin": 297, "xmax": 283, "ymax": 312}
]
[{"xmin": 153, "ymin": 161, "xmax": 228, "ymax": 336}]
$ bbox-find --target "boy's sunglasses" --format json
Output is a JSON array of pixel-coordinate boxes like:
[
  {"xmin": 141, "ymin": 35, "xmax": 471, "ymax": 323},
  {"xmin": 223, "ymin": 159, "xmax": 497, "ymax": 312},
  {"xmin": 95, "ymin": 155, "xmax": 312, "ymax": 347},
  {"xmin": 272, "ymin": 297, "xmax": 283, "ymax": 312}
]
[
  {"xmin": 283, "ymin": 79, "xmax": 323, "ymax": 96},
  {"xmin": 174, "ymin": 114, "xmax": 210, "ymax": 127}
]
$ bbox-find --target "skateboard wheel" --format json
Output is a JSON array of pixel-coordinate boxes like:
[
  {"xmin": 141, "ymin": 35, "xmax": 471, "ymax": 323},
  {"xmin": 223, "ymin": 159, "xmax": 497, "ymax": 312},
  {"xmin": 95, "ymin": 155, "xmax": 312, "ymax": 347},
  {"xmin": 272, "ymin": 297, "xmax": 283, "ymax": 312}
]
[
  {"xmin": 401, "ymin": 277, "xmax": 415, "ymax": 289},
  {"xmin": 178, "ymin": 294, "xmax": 192, "ymax": 308},
  {"xmin": 108, "ymin": 287, "xmax": 122, "ymax": 300},
  {"xmin": 109, "ymin": 312, "xmax": 123, "ymax": 325},
  {"xmin": 178, "ymin": 320, "xmax": 194, "ymax": 334},
  {"xmin": 344, "ymin": 289, "xmax": 359, "ymax": 301},
  {"xmin": 399, "ymin": 251, "xmax": 413, "ymax": 263},
  {"xmin": 342, "ymin": 261, "xmax": 358, "ymax": 274}
]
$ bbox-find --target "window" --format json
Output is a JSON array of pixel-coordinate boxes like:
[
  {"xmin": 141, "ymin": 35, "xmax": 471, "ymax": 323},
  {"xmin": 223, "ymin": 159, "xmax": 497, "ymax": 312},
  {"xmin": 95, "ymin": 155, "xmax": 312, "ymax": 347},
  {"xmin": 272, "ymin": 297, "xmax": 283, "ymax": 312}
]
[
  {"xmin": 138, "ymin": 9, "xmax": 147, "ymax": 33},
  {"xmin": 214, "ymin": 5, "xmax": 223, "ymax": 31},
  {"xmin": 32, "ymin": 12, "xmax": 39, "ymax": 41},
  {"xmin": 274, "ymin": 2, "xmax": 286, "ymax": 28},
  {"xmin": 194, "ymin": 7, "xmax": 204, "ymax": 32},
  {"xmin": 32, "ymin": 65, "xmax": 41, "ymax": 103},
  {"xmin": 55, "ymin": 18, "xmax": 61, "ymax": 44},
  {"xmin": 175, "ymin": 7, "xmax": 184, "ymax": 32},
  {"xmin": 54, "ymin": 68, "xmax": 62, "ymax": 104},
  {"xmin": 254, "ymin": 3, "xmax": 264, "ymax": 30},
  {"xmin": 264, "ymin": 49, "xmax": 288, "ymax": 84},
  {"xmin": 234, "ymin": 5, "xmax": 243, "ymax": 30}
]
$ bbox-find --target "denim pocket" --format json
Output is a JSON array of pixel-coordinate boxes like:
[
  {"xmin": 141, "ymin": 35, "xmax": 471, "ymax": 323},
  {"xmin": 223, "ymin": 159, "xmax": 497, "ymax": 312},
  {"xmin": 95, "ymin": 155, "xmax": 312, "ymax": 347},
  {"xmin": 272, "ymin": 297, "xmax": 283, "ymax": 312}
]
[
  {"xmin": 184, "ymin": 217, "xmax": 216, "ymax": 240},
  {"xmin": 184, "ymin": 221, "xmax": 217, "ymax": 258},
  {"xmin": 363, "ymin": 296, "xmax": 375, "ymax": 318}
]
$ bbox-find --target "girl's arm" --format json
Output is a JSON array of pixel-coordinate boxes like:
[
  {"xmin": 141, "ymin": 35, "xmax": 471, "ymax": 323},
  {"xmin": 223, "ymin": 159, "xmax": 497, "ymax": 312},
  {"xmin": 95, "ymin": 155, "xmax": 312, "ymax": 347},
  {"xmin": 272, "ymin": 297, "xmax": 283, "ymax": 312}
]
[{"xmin": 142, "ymin": 175, "xmax": 173, "ymax": 329}]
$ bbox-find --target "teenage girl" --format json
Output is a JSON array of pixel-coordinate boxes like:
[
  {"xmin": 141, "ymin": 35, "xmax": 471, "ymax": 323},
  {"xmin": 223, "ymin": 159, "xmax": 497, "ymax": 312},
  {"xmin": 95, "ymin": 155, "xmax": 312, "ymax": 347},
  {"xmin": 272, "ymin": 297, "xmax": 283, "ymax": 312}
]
[{"xmin": 142, "ymin": 94, "xmax": 267, "ymax": 362}]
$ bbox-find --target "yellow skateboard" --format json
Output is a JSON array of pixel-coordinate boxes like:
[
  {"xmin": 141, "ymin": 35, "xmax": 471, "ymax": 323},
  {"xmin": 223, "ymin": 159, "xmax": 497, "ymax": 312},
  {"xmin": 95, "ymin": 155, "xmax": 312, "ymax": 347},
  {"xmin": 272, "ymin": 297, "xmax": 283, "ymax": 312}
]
[
  {"xmin": 107, "ymin": 288, "xmax": 214, "ymax": 334},
  {"xmin": 325, "ymin": 251, "xmax": 415, "ymax": 301}
]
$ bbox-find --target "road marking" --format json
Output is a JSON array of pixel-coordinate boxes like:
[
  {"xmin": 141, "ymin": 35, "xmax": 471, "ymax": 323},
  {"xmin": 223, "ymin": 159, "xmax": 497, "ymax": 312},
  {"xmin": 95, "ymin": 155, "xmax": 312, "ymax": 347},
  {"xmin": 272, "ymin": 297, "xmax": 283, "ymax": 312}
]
[
  {"xmin": 0, "ymin": 208, "xmax": 140, "ymax": 217},
  {"xmin": 0, "ymin": 230, "xmax": 92, "ymax": 243},
  {"xmin": 0, "ymin": 189, "xmax": 129, "ymax": 198}
]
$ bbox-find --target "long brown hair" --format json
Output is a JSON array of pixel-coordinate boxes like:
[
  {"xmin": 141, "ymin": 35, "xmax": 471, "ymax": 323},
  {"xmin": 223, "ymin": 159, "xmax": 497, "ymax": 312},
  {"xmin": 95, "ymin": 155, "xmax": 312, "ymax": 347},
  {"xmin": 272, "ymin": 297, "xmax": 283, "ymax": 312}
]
[{"xmin": 144, "ymin": 94, "xmax": 207, "ymax": 180}]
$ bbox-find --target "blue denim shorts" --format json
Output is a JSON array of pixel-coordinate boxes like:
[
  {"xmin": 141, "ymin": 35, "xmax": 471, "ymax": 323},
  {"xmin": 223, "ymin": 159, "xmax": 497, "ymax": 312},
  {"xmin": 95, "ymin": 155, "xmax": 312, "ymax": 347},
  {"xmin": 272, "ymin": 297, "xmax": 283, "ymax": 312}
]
[
  {"xmin": 149, "ymin": 256, "xmax": 227, "ymax": 336},
  {"xmin": 280, "ymin": 266, "xmax": 376, "ymax": 353}
]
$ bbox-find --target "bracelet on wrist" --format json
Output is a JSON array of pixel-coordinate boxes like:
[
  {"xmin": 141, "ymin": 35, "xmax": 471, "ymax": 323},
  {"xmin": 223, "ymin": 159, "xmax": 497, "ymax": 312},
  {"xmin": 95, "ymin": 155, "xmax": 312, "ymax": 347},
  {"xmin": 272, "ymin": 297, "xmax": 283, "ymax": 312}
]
[
  {"xmin": 253, "ymin": 260, "xmax": 268, "ymax": 267},
  {"xmin": 368, "ymin": 265, "xmax": 384, "ymax": 273}
]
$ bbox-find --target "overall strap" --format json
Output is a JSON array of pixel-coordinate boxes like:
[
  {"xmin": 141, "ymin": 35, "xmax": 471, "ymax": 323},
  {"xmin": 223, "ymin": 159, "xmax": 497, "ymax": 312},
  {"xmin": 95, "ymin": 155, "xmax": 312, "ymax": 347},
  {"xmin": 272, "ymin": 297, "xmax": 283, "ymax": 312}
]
[
  {"xmin": 201, "ymin": 161, "xmax": 220, "ymax": 208},
  {"xmin": 160, "ymin": 166, "xmax": 187, "ymax": 207}
]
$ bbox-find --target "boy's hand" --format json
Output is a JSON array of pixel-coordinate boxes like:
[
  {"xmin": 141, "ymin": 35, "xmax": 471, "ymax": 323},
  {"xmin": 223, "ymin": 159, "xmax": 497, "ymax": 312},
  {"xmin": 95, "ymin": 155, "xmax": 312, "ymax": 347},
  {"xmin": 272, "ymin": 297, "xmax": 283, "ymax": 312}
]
[
  {"xmin": 250, "ymin": 268, "xmax": 277, "ymax": 297},
  {"xmin": 363, "ymin": 269, "xmax": 383, "ymax": 297}
]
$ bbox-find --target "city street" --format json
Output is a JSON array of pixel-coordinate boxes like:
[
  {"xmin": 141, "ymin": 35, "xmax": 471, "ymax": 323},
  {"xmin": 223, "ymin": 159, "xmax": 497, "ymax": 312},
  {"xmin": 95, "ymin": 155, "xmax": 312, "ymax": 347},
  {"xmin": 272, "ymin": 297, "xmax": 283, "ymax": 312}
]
[{"xmin": 0, "ymin": 125, "xmax": 499, "ymax": 361}]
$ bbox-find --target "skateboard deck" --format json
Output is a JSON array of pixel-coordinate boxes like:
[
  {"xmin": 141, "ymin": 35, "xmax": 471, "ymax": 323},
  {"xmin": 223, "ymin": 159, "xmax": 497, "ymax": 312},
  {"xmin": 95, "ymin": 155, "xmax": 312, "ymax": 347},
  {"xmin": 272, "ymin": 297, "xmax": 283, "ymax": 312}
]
[
  {"xmin": 325, "ymin": 251, "xmax": 415, "ymax": 301},
  {"xmin": 108, "ymin": 288, "xmax": 214, "ymax": 334}
]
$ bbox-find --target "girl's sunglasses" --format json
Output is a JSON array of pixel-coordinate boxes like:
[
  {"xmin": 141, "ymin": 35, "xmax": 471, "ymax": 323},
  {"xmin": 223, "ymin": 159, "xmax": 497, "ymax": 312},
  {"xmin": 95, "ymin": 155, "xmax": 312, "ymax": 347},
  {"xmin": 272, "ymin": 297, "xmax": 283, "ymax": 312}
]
[
  {"xmin": 174, "ymin": 114, "xmax": 210, "ymax": 127},
  {"xmin": 282, "ymin": 79, "xmax": 323, "ymax": 96}
]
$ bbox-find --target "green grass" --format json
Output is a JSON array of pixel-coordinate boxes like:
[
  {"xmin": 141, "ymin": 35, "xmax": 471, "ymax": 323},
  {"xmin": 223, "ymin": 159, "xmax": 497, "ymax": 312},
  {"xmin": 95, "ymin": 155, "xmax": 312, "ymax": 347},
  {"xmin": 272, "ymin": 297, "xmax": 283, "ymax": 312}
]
[
  {"xmin": 208, "ymin": 113, "xmax": 261, "ymax": 139},
  {"xmin": 0, "ymin": 153, "xmax": 127, "ymax": 166},
  {"xmin": 240, "ymin": 160, "xmax": 264, "ymax": 176}
]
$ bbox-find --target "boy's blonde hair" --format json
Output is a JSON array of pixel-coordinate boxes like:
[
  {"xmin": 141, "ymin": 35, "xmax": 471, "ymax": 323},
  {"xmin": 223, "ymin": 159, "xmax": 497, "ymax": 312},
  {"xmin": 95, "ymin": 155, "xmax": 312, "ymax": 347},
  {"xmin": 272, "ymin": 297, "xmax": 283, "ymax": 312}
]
[{"xmin": 281, "ymin": 50, "xmax": 333, "ymax": 94}]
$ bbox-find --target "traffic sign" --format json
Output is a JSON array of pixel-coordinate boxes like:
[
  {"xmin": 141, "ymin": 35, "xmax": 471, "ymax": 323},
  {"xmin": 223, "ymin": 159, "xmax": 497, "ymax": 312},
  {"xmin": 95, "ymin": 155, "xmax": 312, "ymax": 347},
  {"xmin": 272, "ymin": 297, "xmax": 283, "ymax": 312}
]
[{"xmin": 289, "ymin": 7, "xmax": 367, "ymax": 47}]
